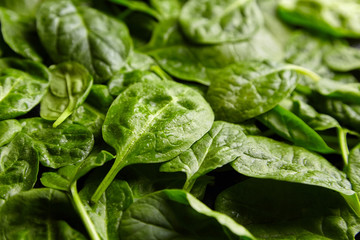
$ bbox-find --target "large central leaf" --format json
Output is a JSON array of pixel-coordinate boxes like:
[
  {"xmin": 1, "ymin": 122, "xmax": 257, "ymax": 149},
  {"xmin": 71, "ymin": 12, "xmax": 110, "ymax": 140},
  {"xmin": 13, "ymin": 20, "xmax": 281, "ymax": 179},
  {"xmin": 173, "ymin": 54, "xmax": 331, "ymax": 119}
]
[{"xmin": 91, "ymin": 79, "xmax": 214, "ymax": 202}]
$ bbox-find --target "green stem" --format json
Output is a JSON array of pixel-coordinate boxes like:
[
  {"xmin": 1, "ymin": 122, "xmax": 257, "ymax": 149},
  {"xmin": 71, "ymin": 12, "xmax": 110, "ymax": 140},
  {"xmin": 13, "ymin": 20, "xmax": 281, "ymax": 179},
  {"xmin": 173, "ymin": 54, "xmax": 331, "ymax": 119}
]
[
  {"xmin": 53, "ymin": 73, "xmax": 75, "ymax": 128},
  {"xmin": 91, "ymin": 160, "xmax": 126, "ymax": 203},
  {"xmin": 285, "ymin": 64, "xmax": 321, "ymax": 82},
  {"xmin": 183, "ymin": 178, "xmax": 196, "ymax": 192},
  {"xmin": 150, "ymin": 65, "xmax": 172, "ymax": 80},
  {"xmin": 70, "ymin": 182, "xmax": 100, "ymax": 240},
  {"xmin": 338, "ymin": 128, "xmax": 349, "ymax": 168}
]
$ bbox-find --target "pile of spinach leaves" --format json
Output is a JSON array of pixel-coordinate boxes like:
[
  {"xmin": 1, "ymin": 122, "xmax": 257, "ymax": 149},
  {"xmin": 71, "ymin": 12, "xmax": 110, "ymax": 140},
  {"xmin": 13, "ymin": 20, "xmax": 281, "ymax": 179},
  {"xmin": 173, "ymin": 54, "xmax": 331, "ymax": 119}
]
[{"xmin": 1, "ymin": 0, "xmax": 360, "ymax": 239}]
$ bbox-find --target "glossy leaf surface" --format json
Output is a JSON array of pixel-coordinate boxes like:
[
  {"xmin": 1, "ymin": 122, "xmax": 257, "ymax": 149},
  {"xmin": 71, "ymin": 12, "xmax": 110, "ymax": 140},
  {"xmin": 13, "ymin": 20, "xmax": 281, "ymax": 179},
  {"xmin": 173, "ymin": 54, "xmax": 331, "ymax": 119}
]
[
  {"xmin": 37, "ymin": 0, "xmax": 132, "ymax": 82},
  {"xmin": 216, "ymin": 179, "xmax": 360, "ymax": 239},
  {"xmin": 179, "ymin": 0, "xmax": 263, "ymax": 44},
  {"xmin": 119, "ymin": 189, "xmax": 255, "ymax": 240}
]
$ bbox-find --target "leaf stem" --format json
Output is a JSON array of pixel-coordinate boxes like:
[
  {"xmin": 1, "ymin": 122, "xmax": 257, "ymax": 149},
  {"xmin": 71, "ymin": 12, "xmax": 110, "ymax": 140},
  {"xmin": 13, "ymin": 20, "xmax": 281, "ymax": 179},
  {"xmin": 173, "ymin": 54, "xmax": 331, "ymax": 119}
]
[
  {"xmin": 285, "ymin": 64, "xmax": 321, "ymax": 82},
  {"xmin": 70, "ymin": 181, "xmax": 100, "ymax": 240},
  {"xmin": 91, "ymin": 159, "xmax": 126, "ymax": 203},
  {"xmin": 338, "ymin": 128, "xmax": 349, "ymax": 168}
]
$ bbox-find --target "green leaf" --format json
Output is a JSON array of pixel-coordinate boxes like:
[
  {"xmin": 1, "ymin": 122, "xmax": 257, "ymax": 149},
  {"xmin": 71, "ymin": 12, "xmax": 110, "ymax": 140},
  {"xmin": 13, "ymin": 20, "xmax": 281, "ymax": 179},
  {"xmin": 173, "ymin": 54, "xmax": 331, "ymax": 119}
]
[
  {"xmin": 325, "ymin": 44, "xmax": 360, "ymax": 72},
  {"xmin": 40, "ymin": 62, "xmax": 93, "ymax": 127},
  {"xmin": 37, "ymin": 0, "xmax": 132, "ymax": 82},
  {"xmin": 41, "ymin": 149, "xmax": 114, "ymax": 191},
  {"xmin": 20, "ymin": 118, "xmax": 94, "ymax": 168},
  {"xmin": 206, "ymin": 61, "xmax": 306, "ymax": 122},
  {"xmin": 80, "ymin": 176, "xmax": 134, "ymax": 240},
  {"xmin": 108, "ymin": 70, "xmax": 162, "ymax": 96},
  {"xmin": 86, "ymin": 84, "xmax": 114, "ymax": 113},
  {"xmin": 0, "ymin": 0, "xmax": 43, "ymax": 17},
  {"xmin": 110, "ymin": 0, "xmax": 162, "ymax": 20},
  {"xmin": 0, "ymin": 188, "xmax": 86, "ymax": 239},
  {"xmin": 348, "ymin": 144, "xmax": 360, "ymax": 198},
  {"xmin": 179, "ymin": 0, "xmax": 263, "ymax": 44},
  {"xmin": 160, "ymin": 121, "xmax": 247, "ymax": 191},
  {"xmin": 0, "ymin": 133, "xmax": 39, "ymax": 201},
  {"xmin": 0, "ymin": 8, "xmax": 44, "ymax": 61},
  {"xmin": 215, "ymin": 178, "xmax": 360, "ymax": 239},
  {"xmin": 145, "ymin": 20, "xmax": 284, "ymax": 85},
  {"xmin": 281, "ymin": 97, "xmax": 340, "ymax": 131},
  {"xmin": 0, "ymin": 68, "xmax": 48, "ymax": 120},
  {"xmin": 70, "ymin": 103, "xmax": 105, "ymax": 138},
  {"xmin": 0, "ymin": 57, "xmax": 49, "ymax": 79},
  {"xmin": 278, "ymin": 0, "xmax": 360, "ymax": 38},
  {"xmin": 231, "ymin": 135, "xmax": 360, "ymax": 215},
  {"xmin": 119, "ymin": 189, "xmax": 255, "ymax": 240},
  {"xmin": 311, "ymin": 94, "xmax": 360, "ymax": 132},
  {"xmin": 257, "ymin": 105, "xmax": 335, "ymax": 153},
  {"xmin": 0, "ymin": 119, "xmax": 22, "ymax": 147},
  {"xmin": 91, "ymin": 79, "xmax": 214, "ymax": 202},
  {"xmin": 315, "ymin": 79, "xmax": 360, "ymax": 105}
]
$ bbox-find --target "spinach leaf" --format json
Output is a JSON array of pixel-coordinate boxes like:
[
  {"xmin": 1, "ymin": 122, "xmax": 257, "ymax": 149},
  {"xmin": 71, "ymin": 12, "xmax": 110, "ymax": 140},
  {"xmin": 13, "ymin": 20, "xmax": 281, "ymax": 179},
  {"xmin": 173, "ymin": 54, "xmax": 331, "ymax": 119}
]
[
  {"xmin": 206, "ymin": 61, "xmax": 317, "ymax": 122},
  {"xmin": 108, "ymin": 70, "xmax": 162, "ymax": 96},
  {"xmin": 70, "ymin": 103, "xmax": 105, "ymax": 138},
  {"xmin": 145, "ymin": 20, "xmax": 284, "ymax": 85},
  {"xmin": 20, "ymin": 118, "xmax": 94, "ymax": 168},
  {"xmin": 0, "ymin": 57, "xmax": 49, "ymax": 79},
  {"xmin": 0, "ymin": 119, "xmax": 21, "ymax": 147},
  {"xmin": 160, "ymin": 121, "xmax": 247, "ymax": 191},
  {"xmin": 231, "ymin": 135, "xmax": 360, "ymax": 215},
  {"xmin": 41, "ymin": 149, "xmax": 114, "ymax": 191},
  {"xmin": 257, "ymin": 105, "xmax": 335, "ymax": 153},
  {"xmin": 278, "ymin": 0, "xmax": 360, "ymax": 38},
  {"xmin": 80, "ymin": 176, "xmax": 133, "ymax": 240},
  {"xmin": 325, "ymin": 44, "xmax": 360, "ymax": 72},
  {"xmin": 110, "ymin": 0, "xmax": 162, "ymax": 20},
  {"xmin": 348, "ymin": 144, "xmax": 360, "ymax": 198},
  {"xmin": 311, "ymin": 95, "xmax": 360, "ymax": 132},
  {"xmin": 281, "ymin": 96, "xmax": 340, "ymax": 131},
  {"xmin": 86, "ymin": 84, "xmax": 114, "ymax": 113},
  {"xmin": 91, "ymin": 79, "xmax": 214, "ymax": 202},
  {"xmin": 37, "ymin": 0, "xmax": 132, "ymax": 82},
  {"xmin": 119, "ymin": 189, "xmax": 255, "ymax": 240},
  {"xmin": 314, "ymin": 79, "xmax": 360, "ymax": 105},
  {"xmin": 0, "ymin": 188, "xmax": 86, "ymax": 239},
  {"xmin": 215, "ymin": 178, "xmax": 360, "ymax": 239},
  {"xmin": 179, "ymin": 0, "xmax": 263, "ymax": 44},
  {"xmin": 0, "ymin": 133, "xmax": 39, "ymax": 202},
  {"xmin": 0, "ymin": 0, "xmax": 43, "ymax": 17},
  {"xmin": 0, "ymin": 68, "xmax": 48, "ymax": 120},
  {"xmin": 40, "ymin": 62, "xmax": 93, "ymax": 127},
  {"xmin": 0, "ymin": 8, "xmax": 44, "ymax": 61}
]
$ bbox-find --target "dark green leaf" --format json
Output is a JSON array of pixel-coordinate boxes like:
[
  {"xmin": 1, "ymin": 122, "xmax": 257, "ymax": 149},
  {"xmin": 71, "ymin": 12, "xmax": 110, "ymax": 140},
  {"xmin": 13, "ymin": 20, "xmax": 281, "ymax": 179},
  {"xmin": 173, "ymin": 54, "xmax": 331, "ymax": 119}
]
[
  {"xmin": 0, "ymin": 68, "xmax": 48, "ymax": 120},
  {"xmin": 80, "ymin": 177, "xmax": 133, "ymax": 240},
  {"xmin": 257, "ymin": 105, "xmax": 335, "ymax": 153},
  {"xmin": 160, "ymin": 121, "xmax": 247, "ymax": 191},
  {"xmin": 119, "ymin": 189, "xmax": 255, "ymax": 240},
  {"xmin": 348, "ymin": 144, "xmax": 360, "ymax": 198},
  {"xmin": 0, "ymin": 8, "xmax": 44, "ymax": 61},
  {"xmin": 0, "ymin": 119, "xmax": 22, "ymax": 147},
  {"xmin": 0, "ymin": 133, "xmax": 39, "ymax": 201},
  {"xmin": 86, "ymin": 84, "xmax": 114, "ymax": 112},
  {"xmin": 215, "ymin": 178, "xmax": 360, "ymax": 239},
  {"xmin": 231, "ymin": 135, "xmax": 360, "ymax": 215},
  {"xmin": 145, "ymin": 20, "xmax": 284, "ymax": 85},
  {"xmin": 37, "ymin": 0, "xmax": 132, "ymax": 82},
  {"xmin": 206, "ymin": 61, "xmax": 301, "ymax": 122},
  {"xmin": 20, "ymin": 118, "xmax": 94, "ymax": 168},
  {"xmin": 0, "ymin": 188, "xmax": 86, "ymax": 239},
  {"xmin": 70, "ymin": 103, "xmax": 105, "ymax": 138},
  {"xmin": 41, "ymin": 149, "xmax": 114, "ymax": 191}
]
